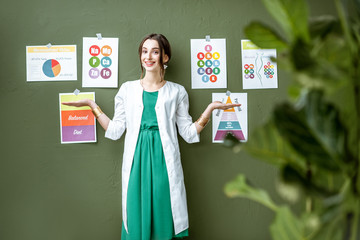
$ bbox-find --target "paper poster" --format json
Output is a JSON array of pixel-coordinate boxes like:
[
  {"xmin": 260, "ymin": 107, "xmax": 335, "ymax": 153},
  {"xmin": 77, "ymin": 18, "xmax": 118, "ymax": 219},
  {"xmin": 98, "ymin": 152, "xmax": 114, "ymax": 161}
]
[
  {"xmin": 191, "ymin": 38, "xmax": 227, "ymax": 89},
  {"xmin": 212, "ymin": 92, "xmax": 248, "ymax": 143},
  {"xmin": 59, "ymin": 92, "xmax": 97, "ymax": 144},
  {"xmin": 241, "ymin": 40, "xmax": 278, "ymax": 89},
  {"xmin": 26, "ymin": 45, "xmax": 77, "ymax": 82},
  {"xmin": 82, "ymin": 37, "xmax": 119, "ymax": 88}
]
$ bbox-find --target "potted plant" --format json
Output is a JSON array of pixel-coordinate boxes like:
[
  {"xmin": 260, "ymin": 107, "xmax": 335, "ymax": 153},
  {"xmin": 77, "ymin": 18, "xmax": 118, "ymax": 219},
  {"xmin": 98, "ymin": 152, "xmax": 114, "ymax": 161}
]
[{"xmin": 224, "ymin": 0, "xmax": 360, "ymax": 239}]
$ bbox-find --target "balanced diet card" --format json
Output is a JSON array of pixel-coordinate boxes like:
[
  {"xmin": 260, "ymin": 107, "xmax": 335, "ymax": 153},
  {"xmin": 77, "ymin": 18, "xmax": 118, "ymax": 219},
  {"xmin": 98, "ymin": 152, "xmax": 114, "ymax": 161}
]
[{"xmin": 59, "ymin": 92, "xmax": 97, "ymax": 144}]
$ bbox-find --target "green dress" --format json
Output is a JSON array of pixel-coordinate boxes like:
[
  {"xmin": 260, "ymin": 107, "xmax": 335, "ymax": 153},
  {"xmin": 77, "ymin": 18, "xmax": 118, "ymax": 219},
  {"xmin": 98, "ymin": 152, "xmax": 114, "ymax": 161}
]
[{"xmin": 121, "ymin": 90, "xmax": 189, "ymax": 240}]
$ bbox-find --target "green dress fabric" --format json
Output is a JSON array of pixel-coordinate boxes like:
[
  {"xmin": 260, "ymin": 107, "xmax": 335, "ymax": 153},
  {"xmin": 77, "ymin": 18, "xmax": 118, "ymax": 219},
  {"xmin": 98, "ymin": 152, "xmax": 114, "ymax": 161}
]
[{"xmin": 121, "ymin": 90, "xmax": 189, "ymax": 240}]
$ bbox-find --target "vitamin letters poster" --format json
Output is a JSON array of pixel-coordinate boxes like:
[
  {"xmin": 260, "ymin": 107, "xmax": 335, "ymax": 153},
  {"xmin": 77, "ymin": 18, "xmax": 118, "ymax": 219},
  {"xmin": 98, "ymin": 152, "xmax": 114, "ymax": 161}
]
[
  {"xmin": 241, "ymin": 40, "xmax": 278, "ymax": 89},
  {"xmin": 26, "ymin": 45, "xmax": 77, "ymax": 82},
  {"xmin": 212, "ymin": 92, "xmax": 248, "ymax": 143},
  {"xmin": 191, "ymin": 38, "xmax": 227, "ymax": 89},
  {"xmin": 82, "ymin": 37, "xmax": 119, "ymax": 88},
  {"xmin": 59, "ymin": 92, "xmax": 97, "ymax": 144}
]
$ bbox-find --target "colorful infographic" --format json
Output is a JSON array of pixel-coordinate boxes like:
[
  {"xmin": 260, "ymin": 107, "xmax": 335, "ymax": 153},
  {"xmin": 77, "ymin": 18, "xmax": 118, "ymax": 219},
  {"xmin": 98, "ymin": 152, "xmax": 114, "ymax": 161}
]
[
  {"xmin": 26, "ymin": 45, "xmax": 77, "ymax": 82},
  {"xmin": 212, "ymin": 92, "xmax": 248, "ymax": 143},
  {"xmin": 241, "ymin": 40, "xmax": 278, "ymax": 89},
  {"xmin": 82, "ymin": 37, "xmax": 119, "ymax": 88},
  {"xmin": 59, "ymin": 92, "xmax": 97, "ymax": 144},
  {"xmin": 191, "ymin": 38, "xmax": 227, "ymax": 89}
]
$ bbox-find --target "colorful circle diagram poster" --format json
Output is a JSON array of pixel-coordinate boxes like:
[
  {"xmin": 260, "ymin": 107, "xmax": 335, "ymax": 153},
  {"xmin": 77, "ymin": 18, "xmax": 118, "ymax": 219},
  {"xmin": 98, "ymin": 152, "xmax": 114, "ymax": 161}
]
[
  {"xmin": 212, "ymin": 92, "xmax": 247, "ymax": 143},
  {"xmin": 241, "ymin": 39, "xmax": 278, "ymax": 89},
  {"xmin": 82, "ymin": 37, "xmax": 119, "ymax": 88},
  {"xmin": 26, "ymin": 45, "xmax": 77, "ymax": 82},
  {"xmin": 191, "ymin": 38, "xmax": 227, "ymax": 89},
  {"xmin": 59, "ymin": 92, "xmax": 97, "ymax": 144}
]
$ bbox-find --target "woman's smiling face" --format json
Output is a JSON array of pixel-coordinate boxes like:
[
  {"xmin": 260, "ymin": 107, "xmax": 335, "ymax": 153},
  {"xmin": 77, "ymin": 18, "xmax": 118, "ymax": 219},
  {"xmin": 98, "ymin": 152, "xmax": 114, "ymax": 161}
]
[
  {"xmin": 141, "ymin": 39, "xmax": 161, "ymax": 71},
  {"xmin": 141, "ymin": 39, "xmax": 168, "ymax": 73}
]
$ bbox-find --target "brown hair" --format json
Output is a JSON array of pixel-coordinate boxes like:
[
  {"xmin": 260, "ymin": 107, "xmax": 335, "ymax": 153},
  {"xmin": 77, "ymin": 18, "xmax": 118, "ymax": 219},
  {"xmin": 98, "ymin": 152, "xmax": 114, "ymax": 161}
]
[{"xmin": 138, "ymin": 33, "xmax": 171, "ymax": 80}]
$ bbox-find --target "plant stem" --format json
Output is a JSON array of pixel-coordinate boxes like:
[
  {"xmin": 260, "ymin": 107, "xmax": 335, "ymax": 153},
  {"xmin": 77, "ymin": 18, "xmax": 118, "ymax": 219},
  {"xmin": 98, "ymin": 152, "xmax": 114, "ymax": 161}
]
[
  {"xmin": 335, "ymin": 0, "xmax": 357, "ymax": 54},
  {"xmin": 351, "ymin": 79, "xmax": 360, "ymax": 240},
  {"xmin": 339, "ymin": 6, "xmax": 360, "ymax": 240},
  {"xmin": 306, "ymin": 162, "xmax": 313, "ymax": 213},
  {"xmin": 354, "ymin": 82, "xmax": 360, "ymax": 195},
  {"xmin": 305, "ymin": 197, "xmax": 313, "ymax": 213},
  {"xmin": 328, "ymin": 175, "xmax": 334, "ymax": 191},
  {"xmin": 349, "ymin": 199, "xmax": 359, "ymax": 240},
  {"xmin": 345, "ymin": 212, "xmax": 354, "ymax": 240}
]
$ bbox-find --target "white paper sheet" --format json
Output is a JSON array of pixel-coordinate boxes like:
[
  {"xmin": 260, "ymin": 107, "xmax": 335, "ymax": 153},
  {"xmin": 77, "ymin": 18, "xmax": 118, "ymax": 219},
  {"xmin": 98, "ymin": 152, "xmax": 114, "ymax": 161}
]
[
  {"xmin": 212, "ymin": 92, "xmax": 248, "ymax": 143},
  {"xmin": 191, "ymin": 38, "xmax": 227, "ymax": 89},
  {"xmin": 82, "ymin": 37, "xmax": 119, "ymax": 88},
  {"xmin": 26, "ymin": 45, "xmax": 77, "ymax": 82},
  {"xmin": 241, "ymin": 40, "xmax": 278, "ymax": 89}
]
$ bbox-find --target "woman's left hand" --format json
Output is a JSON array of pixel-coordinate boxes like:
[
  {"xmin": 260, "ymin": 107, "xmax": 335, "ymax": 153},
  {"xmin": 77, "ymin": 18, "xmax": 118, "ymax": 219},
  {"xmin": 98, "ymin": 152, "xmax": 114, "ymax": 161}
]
[
  {"xmin": 195, "ymin": 101, "xmax": 242, "ymax": 133},
  {"xmin": 210, "ymin": 101, "xmax": 241, "ymax": 111}
]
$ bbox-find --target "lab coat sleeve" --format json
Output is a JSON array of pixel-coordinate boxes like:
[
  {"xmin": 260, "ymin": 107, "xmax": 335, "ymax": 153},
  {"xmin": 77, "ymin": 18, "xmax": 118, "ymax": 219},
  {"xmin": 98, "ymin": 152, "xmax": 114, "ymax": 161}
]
[
  {"xmin": 105, "ymin": 83, "xmax": 127, "ymax": 140},
  {"xmin": 176, "ymin": 88, "xmax": 200, "ymax": 143}
]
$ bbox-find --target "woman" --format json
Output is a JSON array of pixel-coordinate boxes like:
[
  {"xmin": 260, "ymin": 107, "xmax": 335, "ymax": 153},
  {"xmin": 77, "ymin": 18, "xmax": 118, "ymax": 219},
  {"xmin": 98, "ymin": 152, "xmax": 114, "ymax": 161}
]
[{"xmin": 63, "ymin": 33, "xmax": 240, "ymax": 240}]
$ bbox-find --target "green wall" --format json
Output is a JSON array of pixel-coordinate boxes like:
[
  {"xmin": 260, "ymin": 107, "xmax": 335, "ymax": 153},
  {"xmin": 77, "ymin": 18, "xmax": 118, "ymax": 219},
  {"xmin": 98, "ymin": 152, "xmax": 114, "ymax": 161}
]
[{"xmin": 0, "ymin": 0, "xmax": 336, "ymax": 239}]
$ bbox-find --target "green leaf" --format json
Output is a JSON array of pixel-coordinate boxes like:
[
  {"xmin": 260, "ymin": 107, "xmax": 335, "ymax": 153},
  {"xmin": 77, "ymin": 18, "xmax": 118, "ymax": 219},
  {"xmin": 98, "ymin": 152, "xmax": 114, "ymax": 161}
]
[
  {"xmin": 313, "ymin": 32, "xmax": 353, "ymax": 74},
  {"xmin": 273, "ymin": 102, "xmax": 334, "ymax": 170},
  {"xmin": 244, "ymin": 22, "xmax": 288, "ymax": 51},
  {"xmin": 222, "ymin": 132, "xmax": 241, "ymax": 148},
  {"xmin": 293, "ymin": 71, "xmax": 345, "ymax": 94},
  {"xmin": 311, "ymin": 224, "xmax": 343, "ymax": 240},
  {"xmin": 309, "ymin": 15, "xmax": 339, "ymax": 39},
  {"xmin": 296, "ymin": 15, "xmax": 356, "ymax": 91},
  {"xmin": 273, "ymin": 90, "xmax": 347, "ymax": 172},
  {"xmin": 290, "ymin": 38, "xmax": 315, "ymax": 71},
  {"xmin": 335, "ymin": 0, "xmax": 359, "ymax": 55},
  {"xmin": 243, "ymin": 119, "xmax": 307, "ymax": 170},
  {"xmin": 270, "ymin": 206, "xmax": 305, "ymax": 240},
  {"xmin": 281, "ymin": 164, "xmax": 335, "ymax": 197},
  {"xmin": 309, "ymin": 208, "xmax": 344, "ymax": 240},
  {"xmin": 356, "ymin": 0, "xmax": 360, "ymax": 13},
  {"xmin": 281, "ymin": 164, "xmax": 308, "ymax": 185},
  {"xmin": 302, "ymin": 91, "xmax": 348, "ymax": 162},
  {"xmin": 261, "ymin": 0, "xmax": 310, "ymax": 42},
  {"xmin": 288, "ymin": 84, "xmax": 302, "ymax": 100},
  {"xmin": 224, "ymin": 174, "xmax": 279, "ymax": 211},
  {"xmin": 274, "ymin": 95, "xmax": 332, "ymax": 170}
]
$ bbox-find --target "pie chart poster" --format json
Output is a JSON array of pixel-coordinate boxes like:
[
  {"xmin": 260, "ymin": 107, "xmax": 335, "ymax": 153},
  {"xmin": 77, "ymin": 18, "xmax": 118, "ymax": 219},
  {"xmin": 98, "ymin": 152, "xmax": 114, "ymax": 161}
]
[{"xmin": 26, "ymin": 45, "xmax": 77, "ymax": 82}]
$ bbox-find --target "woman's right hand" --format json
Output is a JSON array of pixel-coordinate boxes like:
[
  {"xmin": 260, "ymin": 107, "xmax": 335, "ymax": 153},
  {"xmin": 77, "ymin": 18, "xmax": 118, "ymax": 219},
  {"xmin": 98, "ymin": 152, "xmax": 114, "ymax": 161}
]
[
  {"xmin": 62, "ymin": 99, "xmax": 96, "ymax": 108},
  {"xmin": 63, "ymin": 99, "xmax": 110, "ymax": 131}
]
